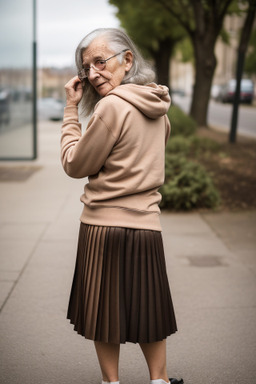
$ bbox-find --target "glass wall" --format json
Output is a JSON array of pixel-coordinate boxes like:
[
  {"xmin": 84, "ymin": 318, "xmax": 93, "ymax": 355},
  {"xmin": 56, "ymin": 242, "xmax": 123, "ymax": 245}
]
[{"xmin": 0, "ymin": 0, "xmax": 36, "ymax": 160}]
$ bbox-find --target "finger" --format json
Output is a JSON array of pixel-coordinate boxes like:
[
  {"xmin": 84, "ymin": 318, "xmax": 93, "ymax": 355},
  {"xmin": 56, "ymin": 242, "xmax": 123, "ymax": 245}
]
[
  {"xmin": 65, "ymin": 76, "xmax": 81, "ymax": 89},
  {"xmin": 76, "ymin": 82, "xmax": 83, "ymax": 90}
]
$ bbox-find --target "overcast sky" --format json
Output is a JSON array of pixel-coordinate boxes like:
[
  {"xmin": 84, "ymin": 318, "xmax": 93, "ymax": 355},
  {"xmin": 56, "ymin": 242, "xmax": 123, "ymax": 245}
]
[{"xmin": 37, "ymin": 0, "xmax": 120, "ymax": 68}]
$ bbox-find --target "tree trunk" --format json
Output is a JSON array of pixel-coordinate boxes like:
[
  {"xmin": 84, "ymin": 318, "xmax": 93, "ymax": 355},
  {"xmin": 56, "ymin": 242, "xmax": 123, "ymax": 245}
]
[
  {"xmin": 229, "ymin": 0, "xmax": 256, "ymax": 143},
  {"xmin": 190, "ymin": 42, "xmax": 217, "ymax": 127},
  {"xmin": 188, "ymin": 0, "xmax": 233, "ymax": 127},
  {"xmin": 153, "ymin": 38, "xmax": 173, "ymax": 88}
]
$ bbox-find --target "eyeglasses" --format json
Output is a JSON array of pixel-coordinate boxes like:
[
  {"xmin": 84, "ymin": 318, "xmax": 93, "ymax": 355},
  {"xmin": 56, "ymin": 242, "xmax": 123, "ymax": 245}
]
[{"xmin": 78, "ymin": 49, "xmax": 129, "ymax": 80}]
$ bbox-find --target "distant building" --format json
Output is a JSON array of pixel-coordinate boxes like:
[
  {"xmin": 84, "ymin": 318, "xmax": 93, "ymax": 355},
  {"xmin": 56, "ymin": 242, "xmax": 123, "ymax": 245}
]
[
  {"xmin": 215, "ymin": 14, "xmax": 250, "ymax": 85},
  {"xmin": 38, "ymin": 67, "xmax": 76, "ymax": 100}
]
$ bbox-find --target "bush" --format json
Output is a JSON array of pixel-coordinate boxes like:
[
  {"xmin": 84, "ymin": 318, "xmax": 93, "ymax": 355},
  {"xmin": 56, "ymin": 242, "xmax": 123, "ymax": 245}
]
[
  {"xmin": 162, "ymin": 111, "xmax": 221, "ymax": 211},
  {"xmin": 189, "ymin": 136, "xmax": 220, "ymax": 155},
  {"xmin": 168, "ymin": 105, "xmax": 197, "ymax": 136},
  {"xmin": 160, "ymin": 154, "xmax": 220, "ymax": 210},
  {"xmin": 165, "ymin": 135, "xmax": 220, "ymax": 157},
  {"xmin": 166, "ymin": 135, "xmax": 191, "ymax": 155}
]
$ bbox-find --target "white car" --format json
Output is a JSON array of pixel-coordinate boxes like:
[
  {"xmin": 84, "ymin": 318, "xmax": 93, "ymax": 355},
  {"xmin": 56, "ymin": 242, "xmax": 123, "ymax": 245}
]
[
  {"xmin": 217, "ymin": 79, "xmax": 254, "ymax": 104},
  {"xmin": 37, "ymin": 98, "xmax": 64, "ymax": 121}
]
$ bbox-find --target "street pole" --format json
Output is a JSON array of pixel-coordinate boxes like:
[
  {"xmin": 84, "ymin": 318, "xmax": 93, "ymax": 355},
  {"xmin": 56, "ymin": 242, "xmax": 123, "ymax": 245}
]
[
  {"xmin": 229, "ymin": 0, "xmax": 256, "ymax": 143},
  {"xmin": 32, "ymin": 0, "xmax": 37, "ymax": 159}
]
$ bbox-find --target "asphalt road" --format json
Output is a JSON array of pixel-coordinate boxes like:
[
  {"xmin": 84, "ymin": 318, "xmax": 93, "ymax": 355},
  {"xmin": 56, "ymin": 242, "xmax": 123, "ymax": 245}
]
[{"xmin": 172, "ymin": 94, "xmax": 256, "ymax": 139}]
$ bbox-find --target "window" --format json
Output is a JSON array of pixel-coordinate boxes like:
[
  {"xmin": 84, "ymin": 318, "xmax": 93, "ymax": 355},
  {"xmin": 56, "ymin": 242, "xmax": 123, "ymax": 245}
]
[{"xmin": 0, "ymin": 0, "xmax": 37, "ymax": 160}]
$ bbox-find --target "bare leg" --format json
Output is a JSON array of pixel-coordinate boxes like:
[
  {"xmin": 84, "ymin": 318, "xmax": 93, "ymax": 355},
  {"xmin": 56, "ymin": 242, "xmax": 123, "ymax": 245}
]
[
  {"xmin": 140, "ymin": 339, "xmax": 169, "ymax": 382},
  {"xmin": 94, "ymin": 341, "xmax": 120, "ymax": 382}
]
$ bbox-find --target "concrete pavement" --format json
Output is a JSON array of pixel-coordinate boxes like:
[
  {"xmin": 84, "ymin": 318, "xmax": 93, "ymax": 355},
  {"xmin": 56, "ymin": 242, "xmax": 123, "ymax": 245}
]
[{"xmin": 0, "ymin": 120, "xmax": 256, "ymax": 384}]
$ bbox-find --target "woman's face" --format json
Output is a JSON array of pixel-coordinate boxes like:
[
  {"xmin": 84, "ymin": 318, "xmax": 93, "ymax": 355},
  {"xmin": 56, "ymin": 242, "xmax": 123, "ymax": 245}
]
[{"xmin": 82, "ymin": 38, "xmax": 132, "ymax": 97}]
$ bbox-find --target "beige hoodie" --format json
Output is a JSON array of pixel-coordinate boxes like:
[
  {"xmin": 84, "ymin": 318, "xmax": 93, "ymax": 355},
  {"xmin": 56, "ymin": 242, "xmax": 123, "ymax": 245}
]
[{"xmin": 61, "ymin": 83, "xmax": 171, "ymax": 231}]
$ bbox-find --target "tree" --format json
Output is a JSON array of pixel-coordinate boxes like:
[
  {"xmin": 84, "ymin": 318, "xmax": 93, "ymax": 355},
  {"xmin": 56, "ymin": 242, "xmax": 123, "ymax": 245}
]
[
  {"xmin": 156, "ymin": 0, "xmax": 234, "ymax": 127},
  {"xmin": 229, "ymin": 0, "xmax": 256, "ymax": 143},
  {"xmin": 109, "ymin": 0, "xmax": 186, "ymax": 87}
]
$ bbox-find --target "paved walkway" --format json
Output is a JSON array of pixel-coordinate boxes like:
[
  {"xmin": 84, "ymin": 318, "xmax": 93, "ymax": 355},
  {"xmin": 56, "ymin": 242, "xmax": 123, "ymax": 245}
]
[{"xmin": 0, "ymin": 121, "xmax": 256, "ymax": 384}]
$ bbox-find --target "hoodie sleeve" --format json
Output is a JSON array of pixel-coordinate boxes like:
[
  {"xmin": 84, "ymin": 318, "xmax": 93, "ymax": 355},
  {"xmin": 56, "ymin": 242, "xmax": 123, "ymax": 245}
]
[
  {"xmin": 164, "ymin": 115, "xmax": 171, "ymax": 145},
  {"xmin": 61, "ymin": 106, "xmax": 117, "ymax": 178}
]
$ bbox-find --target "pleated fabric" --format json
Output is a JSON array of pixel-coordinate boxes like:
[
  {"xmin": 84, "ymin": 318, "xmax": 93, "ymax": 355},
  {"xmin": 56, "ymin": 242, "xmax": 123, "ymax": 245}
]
[{"xmin": 67, "ymin": 223, "xmax": 177, "ymax": 344}]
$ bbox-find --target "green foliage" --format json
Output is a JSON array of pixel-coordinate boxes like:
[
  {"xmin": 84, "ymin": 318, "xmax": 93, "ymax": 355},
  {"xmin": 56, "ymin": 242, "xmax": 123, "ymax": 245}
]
[
  {"xmin": 165, "ymin": 135, "xmax": 191, "ymax": 155},
  {"xmin": 226, "ymin": 0, "xmax": 249, "ymax": 15},
  {"xmin": 165, "ymin": 134, "xmax": 220, "ymax": 156},
  {"xmin": 160, "ymin": 154, "xmax": 220, "ymax": 210},
  {"xmin": 245, "ymin": 28, "xmax": 256, "ymax": 75},
  {"xmin": 161, "ymin": 121, "xmax": 221, "ymax": 210},
  {"xmin": 168, "ymin": 105, "xmax": 197, "ymax": 136},
  {"xmin": 189, "ymin": 136, "xmax": 220, "ymax": 154},
  {"xmin": 109, "ymin": 0, "xmax": 188, "ymax": 86},
  {"xmin": 109, "ymin": 0, "xmax": 186, "ymax": 58},
  {"xmin": 175, "ymin": 37, "xmax": 194, "ymax": 63},
  {"xmin": 219, "ymin": 28, "xmax": 231, "ymax": 45}
]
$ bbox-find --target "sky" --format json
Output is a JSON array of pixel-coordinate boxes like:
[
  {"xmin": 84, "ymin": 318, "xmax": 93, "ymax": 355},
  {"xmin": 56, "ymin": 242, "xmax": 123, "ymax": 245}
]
[
  {"xmin": 0, "ymin": 0, "xmax": 34, "ymax": 68},
  {"xmin": 37, "ymin": 0, "xmax": 120, "ymax": 68}
]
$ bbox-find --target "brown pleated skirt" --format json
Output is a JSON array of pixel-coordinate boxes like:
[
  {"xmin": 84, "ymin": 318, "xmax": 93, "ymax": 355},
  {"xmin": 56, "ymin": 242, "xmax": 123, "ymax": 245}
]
[{"xmin": 67, "ymin": 223, "xmax": 177, "ymax": 344}]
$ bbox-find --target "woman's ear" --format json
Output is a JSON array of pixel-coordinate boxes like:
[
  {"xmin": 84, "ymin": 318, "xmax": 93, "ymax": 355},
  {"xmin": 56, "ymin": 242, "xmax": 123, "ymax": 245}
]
[{"xmin": 124, "ymin": 51, "xmax": 133, "ymax": 72}]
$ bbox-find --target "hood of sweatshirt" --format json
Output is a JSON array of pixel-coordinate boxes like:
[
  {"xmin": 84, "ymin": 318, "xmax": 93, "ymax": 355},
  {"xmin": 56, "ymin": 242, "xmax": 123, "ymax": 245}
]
[{"xmin": 107, "ymin": 83, "xmax": 171, "ymax": 119}]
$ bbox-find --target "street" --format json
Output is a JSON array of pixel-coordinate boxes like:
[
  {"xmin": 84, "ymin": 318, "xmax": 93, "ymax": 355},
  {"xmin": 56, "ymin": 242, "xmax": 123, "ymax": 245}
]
[{"xmin": 172, "ymin": 95, "xmax": 256, "ymax": 139}]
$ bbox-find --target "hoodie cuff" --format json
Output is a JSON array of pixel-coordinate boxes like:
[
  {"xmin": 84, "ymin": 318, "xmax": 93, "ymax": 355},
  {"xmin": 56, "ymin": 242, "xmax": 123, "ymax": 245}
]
[{"xmin": 64, "ymin": 105, "xmax": 79, "ymax": 120}]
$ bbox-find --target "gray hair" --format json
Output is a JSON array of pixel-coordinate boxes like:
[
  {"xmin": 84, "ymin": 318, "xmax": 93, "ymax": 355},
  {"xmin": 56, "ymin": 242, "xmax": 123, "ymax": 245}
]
[{"xmin": 75, "ymin": 28, "xmax": 155, "ymax": 116}]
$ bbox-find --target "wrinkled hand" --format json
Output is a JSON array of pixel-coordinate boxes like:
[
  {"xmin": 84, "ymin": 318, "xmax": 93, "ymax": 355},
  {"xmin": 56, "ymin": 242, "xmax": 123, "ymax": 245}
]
[{"xmin": 64, "ymin": 76, "xmax": 83, "ymax": 106}]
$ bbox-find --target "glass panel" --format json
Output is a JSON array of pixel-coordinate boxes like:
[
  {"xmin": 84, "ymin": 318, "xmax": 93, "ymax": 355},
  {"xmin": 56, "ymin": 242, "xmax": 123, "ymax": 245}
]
[{"xmin": 0, "ymin": 0, "xmax": 36, "ymax": 160}]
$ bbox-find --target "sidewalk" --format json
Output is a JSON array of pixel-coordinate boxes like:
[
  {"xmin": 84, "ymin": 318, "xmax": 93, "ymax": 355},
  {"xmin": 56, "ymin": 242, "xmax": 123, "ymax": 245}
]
[{"xmin": 0, "ymin": 121, "xmax": 256, "ymax": 384}]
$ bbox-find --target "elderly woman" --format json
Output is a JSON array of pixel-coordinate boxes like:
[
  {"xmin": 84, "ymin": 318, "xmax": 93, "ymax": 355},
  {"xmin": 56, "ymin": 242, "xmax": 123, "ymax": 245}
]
[{"xmin": 61, "ymin": 28, "xmax": 183, "ymax": 384}]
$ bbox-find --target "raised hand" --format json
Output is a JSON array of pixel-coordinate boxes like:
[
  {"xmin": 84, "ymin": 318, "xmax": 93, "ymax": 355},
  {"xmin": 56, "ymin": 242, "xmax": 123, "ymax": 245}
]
[{"xmin": 64, "ymin": 76, "xmax": 84, "ymax": 106}]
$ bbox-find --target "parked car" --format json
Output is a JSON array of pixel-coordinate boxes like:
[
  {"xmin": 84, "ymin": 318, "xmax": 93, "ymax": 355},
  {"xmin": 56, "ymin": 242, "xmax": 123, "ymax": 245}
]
[
  {"xmin": 37, "ymin": 97, "xmax": 65, "ymax": 121},
  {"xmin": 211, "ymin": 84, "xmax": 223, "ymax": 100},
  {"xmin": 217, "ymin": 79, "xmax": 254, "ymax": 104},
  {"xmin": 170, "ymin": 88, "xmax": 186, "ymax": 97},
  {"xmin": 0, "ymin": 88, "xmax": 10, "ymax": 125}
]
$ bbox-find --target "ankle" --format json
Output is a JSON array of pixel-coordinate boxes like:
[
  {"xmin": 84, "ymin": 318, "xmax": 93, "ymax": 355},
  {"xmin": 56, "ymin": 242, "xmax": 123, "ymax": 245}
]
[{"xmin": 150, "ymin": 379, "xmax": 170, "ymax": 384}]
